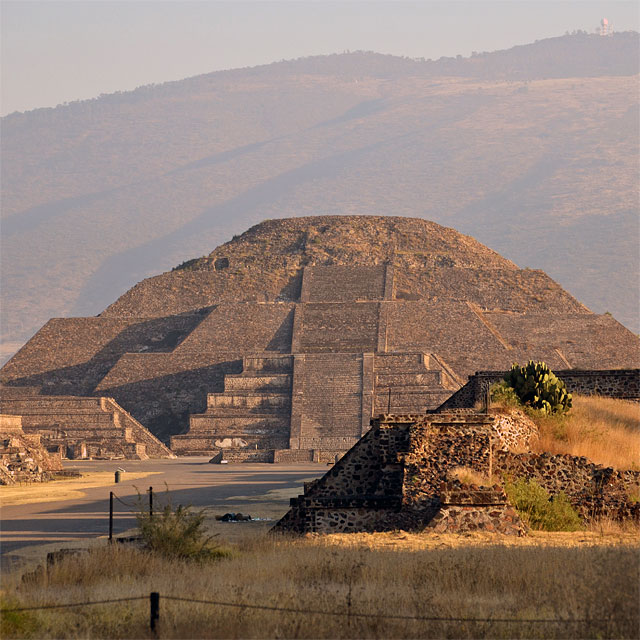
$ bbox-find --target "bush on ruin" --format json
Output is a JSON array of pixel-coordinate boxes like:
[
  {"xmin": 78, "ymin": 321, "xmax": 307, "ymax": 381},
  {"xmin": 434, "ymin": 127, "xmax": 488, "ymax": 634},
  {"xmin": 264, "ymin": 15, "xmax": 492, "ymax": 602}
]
[
  {"xmin": 504, "ymin": 478, "xmax": 583, "ymax": 531},
  {"xmin": 503, "ymin": 361, "xmax": 572, "ymax": 415},
  {"xmin": 490, "ymin": 381, "xmax": 522, "ymax": 409}
]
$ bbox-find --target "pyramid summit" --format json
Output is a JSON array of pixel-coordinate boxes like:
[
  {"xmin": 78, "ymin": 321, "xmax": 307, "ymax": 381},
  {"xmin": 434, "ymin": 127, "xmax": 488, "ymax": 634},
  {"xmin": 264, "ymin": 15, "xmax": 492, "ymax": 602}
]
[{"xmin": 1, "ymin": 216, "xmax": 638, "ymax": 459}]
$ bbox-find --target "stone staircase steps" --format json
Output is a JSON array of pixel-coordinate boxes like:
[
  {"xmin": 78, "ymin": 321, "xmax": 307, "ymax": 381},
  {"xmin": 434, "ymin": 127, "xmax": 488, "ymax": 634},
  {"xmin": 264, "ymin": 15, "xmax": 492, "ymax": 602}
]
[
  {"xmin": 374, "ymin": 353, "xmax": 431, "ymax": 371},
  {"xmin": 0, "ymin": 396, "xmax": 172, "ymax": 459},
  {"xmin": 374, "ymin": 390, "xmax": 453, "ymax": 414},
  {"xmin": 0, "ymin": 398, "xmax": 106, "ymax": 411},
  {"xmin": 190, "ymin": 415, "xmax": 288, "ymax": 431},
  {"xmin": 210, "ymin": 448, "xmax": 275, "ymax": 463},
  {"xmin": 17, "ymin": 413, "xmax": 117, "ymax": 427},
  {"xmin": 172, "ymin": 352, "xmax": 295, "ymax": 455},
  {"xmin": 372, "ymin": 352, "xmax": 461, "ymax": 414}
]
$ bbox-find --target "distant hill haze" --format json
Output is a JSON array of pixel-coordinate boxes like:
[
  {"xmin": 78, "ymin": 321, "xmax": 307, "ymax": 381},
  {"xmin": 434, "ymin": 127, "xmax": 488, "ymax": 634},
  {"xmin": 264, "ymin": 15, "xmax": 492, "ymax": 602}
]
[{"xmin": 1, "ymin": 32, "xmax": 639, "ymax": 360}]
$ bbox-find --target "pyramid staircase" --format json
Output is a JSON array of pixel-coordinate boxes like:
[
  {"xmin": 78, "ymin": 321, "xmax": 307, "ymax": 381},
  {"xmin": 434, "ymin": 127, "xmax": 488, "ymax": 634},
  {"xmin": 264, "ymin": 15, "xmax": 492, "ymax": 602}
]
[
  {"xmin": 170, "ymin": 355, "xmax": 293, "ymax": 459},
  {"xmin": 373, "ymin": 353, "xmax": 463, "ymax": 414}
]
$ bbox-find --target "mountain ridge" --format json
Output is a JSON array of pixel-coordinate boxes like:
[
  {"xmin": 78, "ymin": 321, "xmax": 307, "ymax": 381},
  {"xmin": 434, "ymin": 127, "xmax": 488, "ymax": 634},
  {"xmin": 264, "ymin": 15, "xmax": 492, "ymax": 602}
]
[
  {"xmin": 2, "ymin": 31, "xmax": 638, "ymax": 119},
  {"xmin": 1, "ymin": 32, "xmax": 638, "ymax": 362}
]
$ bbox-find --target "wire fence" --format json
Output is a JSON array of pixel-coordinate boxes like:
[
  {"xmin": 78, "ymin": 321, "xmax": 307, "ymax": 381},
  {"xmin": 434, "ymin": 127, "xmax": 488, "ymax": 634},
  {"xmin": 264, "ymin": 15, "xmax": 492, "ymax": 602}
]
[
  {"xmin": 2, "ymin": 490, "xmax": 635, "ymax": 635},
  {"xmin": 0, "ymin": 592, "xmax": 630, "ymax": 634}
]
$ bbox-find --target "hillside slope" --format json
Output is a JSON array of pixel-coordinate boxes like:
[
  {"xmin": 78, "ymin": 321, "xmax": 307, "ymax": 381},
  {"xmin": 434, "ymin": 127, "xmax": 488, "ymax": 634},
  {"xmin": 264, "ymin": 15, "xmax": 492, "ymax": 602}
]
[{"xmin": 1, "ymin": 32, "xmax": 638, "ymax": 358}]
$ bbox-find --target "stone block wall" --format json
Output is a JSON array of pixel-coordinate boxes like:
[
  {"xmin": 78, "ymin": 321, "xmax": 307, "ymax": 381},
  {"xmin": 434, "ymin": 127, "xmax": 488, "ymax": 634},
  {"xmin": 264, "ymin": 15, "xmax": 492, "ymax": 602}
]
[
  {"xmin": 101, "ymin": 268, "xmax": 303, "ymax": 317},
  {"xmin": 438, "ymin": 369, "xmax": 640, "ymax": 411},
  {"xmin": 385, "ymin": 301, "xmax": 512, "ymax": 376},
  {"xmin": 0, "ymin": 414, "xmax": 24, "ymax": 433},
  {"xmin": 427, "ymin": 483, "xmax": 526, "ymax": 535},
  {"xmin": 174, "ymin": 303, "xmax": 295, "ymax": 355},
  {"xmin": 484, "ymin": 313, "xmax": 640, "ymax": 370},
  {"xmin": 275, "ymin": 409, "xmax": 639, "ymax": 534},
  {"xmin": 393, "ymin": 267, "xmax": 587, "ymax": 313},
  {"xmin": 495, "ymin": 451, "xmax": 640, "ymax": 520},
  {"xmin": 275, "ymin": 413, "xmax": 497, "ymax": 534},
  {"xmin": 1, "ymin": 426, "xmax": 64, "ymax": 485},
  {"xmin": 402, "ymin": 418, "xmax": 494, "ymax": 508}
]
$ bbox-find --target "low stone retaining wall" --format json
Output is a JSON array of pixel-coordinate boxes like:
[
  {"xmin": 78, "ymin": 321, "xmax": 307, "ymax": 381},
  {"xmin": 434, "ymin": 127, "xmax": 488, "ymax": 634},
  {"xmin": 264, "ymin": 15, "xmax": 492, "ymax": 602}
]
[
  {"xmin": 427, "ymin": 483, "xmax": 526, "ymax": 535},
  {"xmin": 438, "ymin": 369, "xmax": 640, "ymax": 410},
  {"xmin": 495, "ymin": 451, "xmax": 640, "ymax": 521}
]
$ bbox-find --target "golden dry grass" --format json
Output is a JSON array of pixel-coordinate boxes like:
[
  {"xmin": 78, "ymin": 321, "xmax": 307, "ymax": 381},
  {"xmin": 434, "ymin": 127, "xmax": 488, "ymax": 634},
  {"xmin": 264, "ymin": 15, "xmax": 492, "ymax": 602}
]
[
  {"xmin": 528, "ymin": 395, "xmax": 640, "ymax": 470},
  {"xmin": 448, "ymin": 466, "xmax": 490, "ymax": 486},
  {"xmin": 2, "ymin": 533, "xmax": 638, "ymax": 639}
]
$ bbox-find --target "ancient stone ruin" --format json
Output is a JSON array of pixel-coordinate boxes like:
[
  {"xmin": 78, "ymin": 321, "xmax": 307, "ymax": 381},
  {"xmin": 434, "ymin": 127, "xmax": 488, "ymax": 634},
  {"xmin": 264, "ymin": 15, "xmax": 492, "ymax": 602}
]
[
  {"xmin": 0, "ymin": 388, "xmax": 173, "ymax": 460},
  {"xmin": 0, "ymin": 414, "xmax": 63, "ymax": 484},
  {"xmin": 1, "ymin": 216, "xmax": 638, "ymax": 460},
  {"xmin": 274, "ymin": 411, "xmax": 639, "ymax": 534}
]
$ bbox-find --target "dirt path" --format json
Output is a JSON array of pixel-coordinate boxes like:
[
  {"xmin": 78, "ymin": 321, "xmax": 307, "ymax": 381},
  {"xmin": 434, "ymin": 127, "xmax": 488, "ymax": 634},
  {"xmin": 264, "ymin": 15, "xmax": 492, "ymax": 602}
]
[{"xmin": 0, "ymin": 471, "xmax": 161, "ymax": 506}]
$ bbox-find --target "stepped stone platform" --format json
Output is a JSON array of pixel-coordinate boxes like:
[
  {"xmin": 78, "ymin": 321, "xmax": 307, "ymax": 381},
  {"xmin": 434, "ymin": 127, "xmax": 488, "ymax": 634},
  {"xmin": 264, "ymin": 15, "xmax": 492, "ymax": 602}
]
[
  {"xmin": 0, "ymin": 389, "xmax": 174, "ymax": 460},
  {"xmin": 274, "ymin": 410, "xmax": 639, "ymax": 534},
  {"xmin": 273, "ymin": 412, "xmax": 527, "ymax": 534},
  {"xmin": 1, "ymin": 216, "xmax": 638, "ymax": 460}
]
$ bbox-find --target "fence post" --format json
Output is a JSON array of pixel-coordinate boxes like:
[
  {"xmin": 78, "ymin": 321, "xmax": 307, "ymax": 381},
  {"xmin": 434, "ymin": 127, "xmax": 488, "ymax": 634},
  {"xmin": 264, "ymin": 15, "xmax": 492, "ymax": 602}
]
[
  {"xmin": 150, "ymin": 592, "xmax": 160, "ymax": 634},
  {"xmin": 149, "ymin": 486, "xmax": 153, "ymax": 519},
  {"xmin": 109, "ymin": 491, "xmax": 114, "ymax": 541}
]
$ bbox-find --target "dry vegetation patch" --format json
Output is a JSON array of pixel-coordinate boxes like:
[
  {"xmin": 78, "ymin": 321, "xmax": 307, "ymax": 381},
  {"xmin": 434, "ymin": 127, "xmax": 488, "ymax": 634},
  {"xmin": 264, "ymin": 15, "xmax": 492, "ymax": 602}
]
[
  {"xmin": 2, "ymin": 532, "xmax": 638, "ymax": 639},
  {"xmin": 530, "ymin": 395, "xmax": 640, "ymax": 470}
]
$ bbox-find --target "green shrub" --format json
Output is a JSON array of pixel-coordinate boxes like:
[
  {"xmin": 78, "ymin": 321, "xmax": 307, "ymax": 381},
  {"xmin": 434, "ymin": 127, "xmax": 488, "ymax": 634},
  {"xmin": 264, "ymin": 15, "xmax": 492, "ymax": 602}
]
[
  {"xmin": 0, "ymin": 596, "xmax": 38, "ymax": 636},
  {"xmin": 136, "ymin": 500, "xmax": 230, "ymax": 561},
  {"xmin": 172, "ymin": 257, "xmax": 204, "ymax": 271},
  {"xmin": 504, "ymin": 478, "xmax": 583, "ymax": 531},
  {"xmin": 504, "ymin": 361, "xmax": 572, "ymax": 414},
  {"xmin": 490, "ymin": 381, "xmax": 522, "ymax": 408}
]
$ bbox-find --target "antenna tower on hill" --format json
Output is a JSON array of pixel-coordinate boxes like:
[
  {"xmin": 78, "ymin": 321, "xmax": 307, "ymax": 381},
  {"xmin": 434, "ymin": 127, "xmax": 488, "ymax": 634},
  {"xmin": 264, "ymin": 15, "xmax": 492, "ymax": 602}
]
[{"xmin": 597, "ymin": 18, "xmax": 613, "ymax": 36}]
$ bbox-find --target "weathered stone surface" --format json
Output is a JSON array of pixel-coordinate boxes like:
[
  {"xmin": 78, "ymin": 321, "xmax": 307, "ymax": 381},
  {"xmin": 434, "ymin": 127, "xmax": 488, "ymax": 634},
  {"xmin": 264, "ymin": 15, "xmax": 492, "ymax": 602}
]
[
  {"xmin": 0, "ymin": 414, "xmax": 64, "ymax": 484},
  {"xmin": 1, "ymin": 216, "xmax": 638, "ymax": 455}
]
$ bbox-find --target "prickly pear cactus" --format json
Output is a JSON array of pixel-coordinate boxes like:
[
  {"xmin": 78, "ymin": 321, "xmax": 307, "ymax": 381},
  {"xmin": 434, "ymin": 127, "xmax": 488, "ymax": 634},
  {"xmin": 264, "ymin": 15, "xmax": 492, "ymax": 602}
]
[{"xmin": 504, "ymin": 361, "xmax": 572, "ymax": 414}]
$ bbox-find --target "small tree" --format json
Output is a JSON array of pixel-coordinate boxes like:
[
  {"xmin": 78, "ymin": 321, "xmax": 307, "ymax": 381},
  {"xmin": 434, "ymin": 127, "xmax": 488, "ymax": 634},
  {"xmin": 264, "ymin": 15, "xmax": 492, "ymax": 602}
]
[{"xmin": 136, "ymin": 495, "xmax": 228, "ymax": 561}]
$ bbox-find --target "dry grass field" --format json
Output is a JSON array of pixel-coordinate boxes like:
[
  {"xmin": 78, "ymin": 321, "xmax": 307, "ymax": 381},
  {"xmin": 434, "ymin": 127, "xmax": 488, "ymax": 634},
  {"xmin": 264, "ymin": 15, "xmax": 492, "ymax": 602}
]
[
  {"xmin": 2, "ymin": 395, "xmax": 638, "ymax": 638},
  {"xmin": 2, "ymin": 531, "xmax": 638, "ymax": 639},
  {"xmin": 530, "ymin": 395, "xmax": 640, "ymax": 470}
]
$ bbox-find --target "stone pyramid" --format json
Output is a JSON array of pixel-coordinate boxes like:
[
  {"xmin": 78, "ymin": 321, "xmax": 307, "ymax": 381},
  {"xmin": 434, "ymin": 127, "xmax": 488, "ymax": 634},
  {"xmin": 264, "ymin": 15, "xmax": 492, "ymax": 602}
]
[{"xmin": 1, "ymin": 216, "xmax": 638, "ymax": 459}]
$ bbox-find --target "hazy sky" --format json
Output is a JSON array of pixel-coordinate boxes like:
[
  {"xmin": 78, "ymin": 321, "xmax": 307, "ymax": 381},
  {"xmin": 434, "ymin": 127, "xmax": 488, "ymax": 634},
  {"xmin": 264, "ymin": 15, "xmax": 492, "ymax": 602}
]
[{"xmin": 2, "ymin": 0, "xmax": 638, "ymax": 115}]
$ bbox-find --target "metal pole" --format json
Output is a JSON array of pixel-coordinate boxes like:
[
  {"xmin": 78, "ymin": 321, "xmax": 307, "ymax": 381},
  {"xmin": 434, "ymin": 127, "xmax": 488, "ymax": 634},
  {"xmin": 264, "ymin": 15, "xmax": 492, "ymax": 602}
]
[
  {"xmin": 150, "ymin": 592, "xmax": 160, "ymax": 634},
  {"xmin": 109, "ymin": 491, "xmax": 113, "ymax": 541},
  {"xmin": 149, "ymin": 486, "xmax": 153, "ymax": 519}
]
